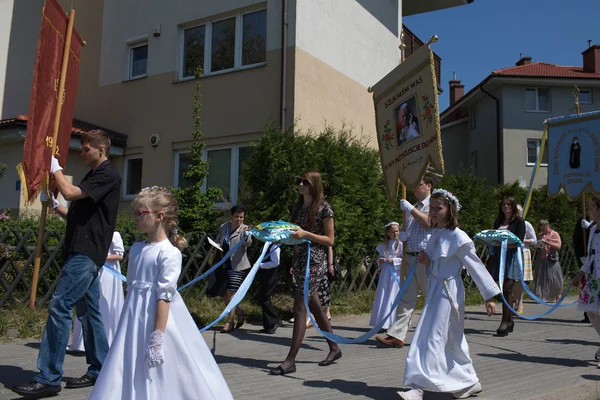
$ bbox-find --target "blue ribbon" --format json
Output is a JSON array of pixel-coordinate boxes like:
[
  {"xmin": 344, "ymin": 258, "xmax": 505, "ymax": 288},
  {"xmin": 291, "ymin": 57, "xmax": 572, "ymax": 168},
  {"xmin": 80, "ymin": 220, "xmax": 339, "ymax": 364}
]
[
  {"xmin": 101, "ymin": 264, "xmax": 126, "ymax": 282},
  {"xmin": 177, "ymin": 236, "xmax": 249, "ymax": 292},
  {"xmin": 385, "ymin": 261, "xmax": 402, "ymax": 286},
  {"xmin": 199, "ymin": 241, "xmax": 271, "ymax": 332},
  {"xmin": 497, "ymin": 238, "xmax": 574, "ymax": 320},
  {"xmin": 305, "ymin": 245, "xmax": 418, "ymax": 344}
]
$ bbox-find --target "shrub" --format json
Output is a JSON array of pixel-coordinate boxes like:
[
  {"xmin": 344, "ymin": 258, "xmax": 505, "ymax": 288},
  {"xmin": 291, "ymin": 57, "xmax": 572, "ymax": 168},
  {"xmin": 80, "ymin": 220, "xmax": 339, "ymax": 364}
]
[{"xmin": 240, "ymin": 123, "xmax": 402, "ymax": 273}]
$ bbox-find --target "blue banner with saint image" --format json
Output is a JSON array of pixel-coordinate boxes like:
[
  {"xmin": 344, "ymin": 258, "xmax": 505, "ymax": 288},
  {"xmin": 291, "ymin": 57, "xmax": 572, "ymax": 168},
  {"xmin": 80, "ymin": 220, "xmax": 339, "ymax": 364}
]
[{"xmin": 547, "ymin": 110, "xmax": 600, "ymax": 199}]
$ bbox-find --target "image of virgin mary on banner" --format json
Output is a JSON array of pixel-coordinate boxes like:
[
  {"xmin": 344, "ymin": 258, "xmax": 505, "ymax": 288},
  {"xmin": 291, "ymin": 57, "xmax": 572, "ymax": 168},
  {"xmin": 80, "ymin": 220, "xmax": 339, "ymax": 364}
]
[
  {"xmin": 547, "ymin": 110, "xmax": 600, "ymax": 198},
  {"xmin": 371, "ymin": 45, "xmax": 444, "ymax": 200}
]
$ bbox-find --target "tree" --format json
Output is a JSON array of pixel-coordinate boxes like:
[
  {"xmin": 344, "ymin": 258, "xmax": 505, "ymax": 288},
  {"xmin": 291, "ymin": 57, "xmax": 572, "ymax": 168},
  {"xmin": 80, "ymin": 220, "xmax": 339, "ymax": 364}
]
[{"xmin": 172, "ymin": 67, "xmax": 221, "ymax": 234}]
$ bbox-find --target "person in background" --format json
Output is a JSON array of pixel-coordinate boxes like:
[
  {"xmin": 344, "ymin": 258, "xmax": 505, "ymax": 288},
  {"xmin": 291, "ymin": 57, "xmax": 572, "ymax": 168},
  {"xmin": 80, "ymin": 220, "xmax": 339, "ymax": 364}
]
[
  {"xmin": 258, "ymin": 243, "xmax": 281, "ymax": 334},
  {"xmin": 217, "ymin": 205, "xmax": 253, "ymax": 333},
  {"xmin": 533, "ymin": 220, "xmax": 563, "ymax": 303},
  {"xmin": 512, "ymin": 205, "xmax": 536, "ymax": 314}
]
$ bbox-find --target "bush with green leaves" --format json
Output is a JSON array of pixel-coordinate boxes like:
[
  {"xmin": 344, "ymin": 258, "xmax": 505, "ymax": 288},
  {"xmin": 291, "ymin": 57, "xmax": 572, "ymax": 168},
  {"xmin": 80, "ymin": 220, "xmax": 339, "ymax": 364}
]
[{"xmin": 240, "ymin": 123, "xmax": 402, "ymax": 273}]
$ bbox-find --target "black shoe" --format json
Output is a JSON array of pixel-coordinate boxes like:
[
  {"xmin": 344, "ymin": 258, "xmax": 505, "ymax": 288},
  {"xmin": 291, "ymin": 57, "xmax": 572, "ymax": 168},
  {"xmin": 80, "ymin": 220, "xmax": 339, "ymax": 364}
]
[
  {"xmin": 259, "ymin": 327, "xmax": 278, "ymax": 334},
  {"xmin": 65, "ymin": 374, "xmax": 97, "ymax": 389},
  {"xmin": 581, "ymin": 316, "xmax": 591, "ymax": 323},
  {"xmin": 508, "ymin": 321, "xmax": 515, "ymax": 333},
  {"xmin": 269, "ymin": 364, "xmax": 296, "ymax": 375},
  {"xmin": 235, "ymin": 310, "xmax": 246, "ymax": 329},
  {"xmin": 12, "ymin": 381, "xmax": 61, "ymax": 397},
  {"xmin": 318, "ymin": 349, "xmax": 342, "ymax": 366}
]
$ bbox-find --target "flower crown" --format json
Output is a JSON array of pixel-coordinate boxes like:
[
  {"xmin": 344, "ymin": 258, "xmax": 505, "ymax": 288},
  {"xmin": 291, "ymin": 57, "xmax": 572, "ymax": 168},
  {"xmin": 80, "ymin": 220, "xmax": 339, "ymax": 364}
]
[{"xmin": 432, "ymin": 189, "xmax": 461, "ymax": 210}]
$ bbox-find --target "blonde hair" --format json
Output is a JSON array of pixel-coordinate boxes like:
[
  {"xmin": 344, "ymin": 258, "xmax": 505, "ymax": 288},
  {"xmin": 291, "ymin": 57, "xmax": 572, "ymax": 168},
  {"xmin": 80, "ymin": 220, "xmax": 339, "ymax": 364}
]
[{"xmin": 132, "ymin": 187, "xmax": 188, "ymax": 251}]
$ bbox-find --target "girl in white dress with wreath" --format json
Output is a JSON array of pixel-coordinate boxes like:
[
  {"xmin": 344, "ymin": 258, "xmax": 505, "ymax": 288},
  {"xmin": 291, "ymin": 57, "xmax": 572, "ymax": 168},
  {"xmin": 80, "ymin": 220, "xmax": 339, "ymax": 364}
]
[
  {"xmin": 398, "ymin": 189, "xmax": 500, "ymax": 400},
  {"xmin": 571, "ymin": 195, "xmax": 600, "ymax": 365},
  {"xmin": 370, "ymin": 222, "xmax": 403, "ymax": 330},
  {"xmin": 67, "ymin": 232, "xmax": 125, "ymax": 351},
  {"xmin": 90, "ymin": 187, "xmax": 232, "ymax": 400}
]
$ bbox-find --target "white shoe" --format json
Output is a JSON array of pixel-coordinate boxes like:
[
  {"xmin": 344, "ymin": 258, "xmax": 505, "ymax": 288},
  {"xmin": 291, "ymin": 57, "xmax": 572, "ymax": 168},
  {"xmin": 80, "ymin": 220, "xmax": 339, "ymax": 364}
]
[
  {"xmin": 397, "ymin": 388, "xmax": 423, "ymax": 400},
  {"xmin": 452, "ymin": 382, "xmax": 482, "ymax": 399},
  {"xmin": 595, "ymin": 347, "xmax": 600, "ymax": 361}
]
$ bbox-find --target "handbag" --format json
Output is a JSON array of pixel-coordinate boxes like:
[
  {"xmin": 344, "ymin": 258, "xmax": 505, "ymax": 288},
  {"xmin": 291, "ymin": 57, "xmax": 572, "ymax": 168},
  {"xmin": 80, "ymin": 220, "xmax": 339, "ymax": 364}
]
[{"xmin": 328, "ymin": 262, "xmax": 343, "ymax": 282}]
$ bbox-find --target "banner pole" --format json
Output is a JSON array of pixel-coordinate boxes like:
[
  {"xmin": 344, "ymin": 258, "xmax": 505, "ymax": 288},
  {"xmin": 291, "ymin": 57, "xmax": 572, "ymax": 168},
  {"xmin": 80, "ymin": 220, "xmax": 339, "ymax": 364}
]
[
  {"xmin": 29, "ymin": 8, "xmax": 76, "ymax": 309},
  {"xmin": 401, "ymin": 185, "xmax": 408, "ymax": 280},
  {"xmin": 573, "ymin": 87, "xmax": 588, "ymax": 256}
]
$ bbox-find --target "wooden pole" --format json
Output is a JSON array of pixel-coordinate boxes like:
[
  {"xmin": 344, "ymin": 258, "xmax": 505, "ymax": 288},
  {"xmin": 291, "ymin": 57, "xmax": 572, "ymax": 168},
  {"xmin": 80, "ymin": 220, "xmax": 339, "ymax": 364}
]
[
  {"xmin": 401, "ymin": 184, "xmax": 408, "ymax": 280},
  {"xmin": 29, "ymin": 9, "xmax": 76, "ymax": 309},
  {"xmin": 583, "ymin": 194, "xmax": 588, "ymax": 257}
]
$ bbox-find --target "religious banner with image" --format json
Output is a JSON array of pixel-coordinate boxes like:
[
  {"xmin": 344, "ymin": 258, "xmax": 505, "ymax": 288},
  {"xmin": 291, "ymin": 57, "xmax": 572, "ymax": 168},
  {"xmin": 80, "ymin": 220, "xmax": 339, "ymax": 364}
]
[
  {"xmin": 371, "ymin": 45, "xmax": 444, "ymax": 200},
  {"xmin": 546, "ymin": 110, "xmax": 600, "ymax": 198}
]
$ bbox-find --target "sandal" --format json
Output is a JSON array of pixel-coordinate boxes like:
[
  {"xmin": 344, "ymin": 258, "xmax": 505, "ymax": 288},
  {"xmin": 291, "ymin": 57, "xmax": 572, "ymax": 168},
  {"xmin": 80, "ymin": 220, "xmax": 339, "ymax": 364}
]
[
  {"xmin": 220, "ymin": 321, "xmax": 235, "ymax": 333},
  {"xmin": 269, "ymin": 364, "xmax": 296, "ymax": 375},
  {"xmin": 235, "ymin": 310, "xmax": 246, "ymax": 329},
  {"xmin": 318, "ymin": 349, "xmax": 342, "ymax": 366}
]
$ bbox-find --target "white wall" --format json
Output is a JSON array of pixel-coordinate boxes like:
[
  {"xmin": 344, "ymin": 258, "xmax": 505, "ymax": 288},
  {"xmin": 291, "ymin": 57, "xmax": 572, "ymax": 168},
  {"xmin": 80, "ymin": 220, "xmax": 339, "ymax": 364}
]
[
  {"xmin": 295, "ymin": 0, "xmax": 400, "ymax": 88},
  {"xmin": 100, "ymin": 0, "xmax": 282, "ymax": 86},
  {"xmin": 0, "ymin": 0, "xmax": 15, "ymax": 120}
]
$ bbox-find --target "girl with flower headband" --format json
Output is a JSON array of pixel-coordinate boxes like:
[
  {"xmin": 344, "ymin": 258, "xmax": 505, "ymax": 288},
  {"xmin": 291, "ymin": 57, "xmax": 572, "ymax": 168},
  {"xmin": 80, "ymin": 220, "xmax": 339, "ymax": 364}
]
[
  {"xmin": 398, "ymin": 189, "xmax": 500, "ymax": 400},
  {"xmin": 90, "ymin": 187, "xmax": 232, "ymax": 400},
  {"xmin": 369, "ymin": 221, "xmax": 403, "ymax": 331}
]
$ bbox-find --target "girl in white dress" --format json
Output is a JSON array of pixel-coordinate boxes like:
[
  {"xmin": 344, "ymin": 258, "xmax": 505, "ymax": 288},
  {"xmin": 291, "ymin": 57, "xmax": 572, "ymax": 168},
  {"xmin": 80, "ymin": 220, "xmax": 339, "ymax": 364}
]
[
  {"xmin": 370, "ymin": 222, "xmax": 402, "ymax": 330},
  {"xmin": 90, "ymin": 187, "xmax": 233, "ymax": 400},
  {"xmin": 398, "ymin": 189, "xmax": 500, "ymax": 400},
  {"xmin": 67, "ymin": 232, "xmax": 125, "ymax": 351},
  {"xmin": 571, "ymin": 195, "xmax": 600, "ymax": 364}
]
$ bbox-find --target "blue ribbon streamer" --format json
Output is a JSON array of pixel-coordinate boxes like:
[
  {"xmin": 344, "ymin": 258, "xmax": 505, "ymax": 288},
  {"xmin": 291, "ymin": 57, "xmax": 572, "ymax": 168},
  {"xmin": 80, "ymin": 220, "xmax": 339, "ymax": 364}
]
[
  {"xmin": 497, "ymin": 238, "xmax": 574, "ymax": 320},
  {"xmin": 199, "ymin": 241, "xmax": 271, "ymax": 332},
  {"xmin": 101, "ymin": 264, "xmax": 126, "ymax": 282},
  {"xmin": 305, "ymin": 246, "xmax": 418, "ymax": 344},
  {"xmin": 385, "ymin": 261, "xmax": 402, "ymax": 286}
]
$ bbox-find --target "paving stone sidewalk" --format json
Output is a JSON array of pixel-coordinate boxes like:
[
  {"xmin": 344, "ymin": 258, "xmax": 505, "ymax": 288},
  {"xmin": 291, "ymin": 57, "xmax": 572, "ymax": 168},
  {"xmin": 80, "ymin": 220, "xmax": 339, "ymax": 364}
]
[{"xmin": 1, "ymin": 298, "xmax": 600, "ymax": 400}]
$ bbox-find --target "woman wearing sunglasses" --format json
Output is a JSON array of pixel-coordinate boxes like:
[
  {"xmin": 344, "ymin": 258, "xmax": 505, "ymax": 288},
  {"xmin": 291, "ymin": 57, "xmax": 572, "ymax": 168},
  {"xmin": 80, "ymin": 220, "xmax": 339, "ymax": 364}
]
[{"xmin": 269, "ymin": 171, "xmax": 341, "ymax": 375}]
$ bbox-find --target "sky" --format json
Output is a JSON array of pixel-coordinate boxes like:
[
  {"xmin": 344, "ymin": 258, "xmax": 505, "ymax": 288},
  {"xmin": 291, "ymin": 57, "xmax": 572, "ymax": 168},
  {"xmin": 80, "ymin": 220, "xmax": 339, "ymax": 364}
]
[{"xmin": 404, "ymin": 0, "xmax": 599, "ymax": 111}]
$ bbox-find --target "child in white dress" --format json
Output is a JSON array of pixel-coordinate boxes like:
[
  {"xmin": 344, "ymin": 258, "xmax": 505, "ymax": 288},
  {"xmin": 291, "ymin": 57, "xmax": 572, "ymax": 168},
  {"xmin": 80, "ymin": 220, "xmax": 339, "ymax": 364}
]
[
  {"xmin": 89, "ymin": 187, "xmax": 233, "ymax": 400},
  {"xmin": 68, "ymin": 232, "xmax": 125, "ymax": 351},
  {"xmin": 398, "ymin": 189, "xmax": 500, "ymax": 400},
  {"xmin": 571, "ymin": 195, "xmax": 600, "ymax": 365},
  {"xmin": 370, "ymin": 222, "xmax": 403, "ymax": 330}
]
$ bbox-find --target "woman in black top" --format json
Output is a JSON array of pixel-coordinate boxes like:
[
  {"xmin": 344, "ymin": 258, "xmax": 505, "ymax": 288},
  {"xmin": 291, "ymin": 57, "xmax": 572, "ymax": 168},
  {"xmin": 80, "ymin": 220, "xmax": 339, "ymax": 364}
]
[{"xmin": 491, "ymin": 196, "xmax": 525, "ymax": 336}]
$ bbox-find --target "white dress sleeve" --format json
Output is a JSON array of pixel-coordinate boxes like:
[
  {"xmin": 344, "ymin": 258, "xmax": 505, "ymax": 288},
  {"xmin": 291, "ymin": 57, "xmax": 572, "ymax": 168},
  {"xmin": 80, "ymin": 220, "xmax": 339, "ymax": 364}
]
[
  {"xmin": 456, "ymin": 241, "xmax": 500, "ymax": 301},
  {"xmin": 111, "ymin": 232, "xmax": 125, "ymax": 256},
  {"xmin": 156, "ymin": 245, "xmax": 182, "ymax": 301}
]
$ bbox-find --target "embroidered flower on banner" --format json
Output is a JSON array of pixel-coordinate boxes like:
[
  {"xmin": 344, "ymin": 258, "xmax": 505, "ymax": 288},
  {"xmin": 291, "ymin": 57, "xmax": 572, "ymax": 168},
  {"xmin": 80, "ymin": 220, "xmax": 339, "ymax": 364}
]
[
  {"xmin": 381, "ymin": 119, "xmax": 394, "ymax": 151},
  {"xmin": 421, "ymin": 95, "xmax": 434, "ymax": 126}
]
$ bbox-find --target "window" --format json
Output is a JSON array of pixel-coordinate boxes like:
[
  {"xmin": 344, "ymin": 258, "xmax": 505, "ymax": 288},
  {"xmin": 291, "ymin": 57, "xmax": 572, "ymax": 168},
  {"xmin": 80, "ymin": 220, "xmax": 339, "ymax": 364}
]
[
  {"xmin": 182, "ymin": 25, "xmax": 205, "ymax": 78},
  {"xmin": 124, "ymin": 157, "xmax": 143, "ymax": 198},
  {"xmin": 526, "ymin": 139, "xmax": 548, "ymax": 166},
  {"xmin": 242, "ymin": 10, "xmax": 267, "ymax": 66},
  {"xmin": 206, "ymin": 148, "xmax": 232, "ymax": 202},
  {"xmin": 470, "ymin": 105, "xmax": 477, "ymax": 130},
  {"xmin": 129, "ymin": 43, "xmax": 148, "ymax": 79},
  {"xmin": 525, "ymin": 88, "xmax": 550, "ymax": 112},
  {"xmin": 470, "ymin": 151, "xmax": 478, "ymax": 175},
  {"xmin": 174, "ymin": 151, "xmax": 193, "ymax": 189},
  {"xmin": 580, "ymin": 89, "xmax": 593, "ymax": 104},
  {"xmin": 181, "ymin": 9, "xmax": 266, "ymax": 79}
]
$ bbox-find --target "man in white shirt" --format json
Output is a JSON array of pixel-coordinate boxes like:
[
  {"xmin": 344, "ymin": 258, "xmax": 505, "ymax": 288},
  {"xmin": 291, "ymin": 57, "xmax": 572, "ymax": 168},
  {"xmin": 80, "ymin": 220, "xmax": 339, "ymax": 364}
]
[
  {"xmin": 258, "ymin": 244, "xmax": 281, "ymax": 334},
  {"xmin": 376, "ymin": 178, "xmax": 433, "ymax": 347}
]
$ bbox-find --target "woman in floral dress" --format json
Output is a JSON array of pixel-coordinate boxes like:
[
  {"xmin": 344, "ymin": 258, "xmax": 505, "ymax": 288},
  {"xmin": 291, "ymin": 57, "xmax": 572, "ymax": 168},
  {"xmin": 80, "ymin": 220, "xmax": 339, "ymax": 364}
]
[
  {"xmin": 572, "ymin": 195, "xmax": 600, "ymax": 365},
  {"xmin": 269, "ymin": 170, "xmax": 341, "ymax": 376}
]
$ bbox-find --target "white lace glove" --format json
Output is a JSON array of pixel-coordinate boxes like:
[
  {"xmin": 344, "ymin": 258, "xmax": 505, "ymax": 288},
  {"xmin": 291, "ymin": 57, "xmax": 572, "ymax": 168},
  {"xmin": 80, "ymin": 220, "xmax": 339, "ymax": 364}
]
[
  {"xmin": 40, "ymin": 191, "xmax": 60, "ymax": 210},
  {"xmin": 50, "ymin": 156, "xmax": 63, "ymax": 174},
  {"xmin": 400, "ymin": 199, "xmax": 414, "ymax": 213},
  {"xmin": 146, "ymin": 329, "xmax": 165, "ymax": 368},
  {"xmin": 581, "ymin": 257, "xmax": 588, "ymax": 264},
  {"xmin": 582, "ymin": 219, "xmax": 591, "ymax": 229},
  {"xmin": 398, "ymin": 231, "xmax": 408, "ymax": 242}
]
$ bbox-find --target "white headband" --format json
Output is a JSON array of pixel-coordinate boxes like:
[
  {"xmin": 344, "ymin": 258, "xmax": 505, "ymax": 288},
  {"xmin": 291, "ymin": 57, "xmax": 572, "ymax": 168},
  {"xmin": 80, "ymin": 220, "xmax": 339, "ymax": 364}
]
[
  {"xmin": 432, "ymin": 189, "xmax": 461, "ymax": 210},
  {"xmin": 385, "ymin": 221, "xmax": 400, "ymax": 228}
]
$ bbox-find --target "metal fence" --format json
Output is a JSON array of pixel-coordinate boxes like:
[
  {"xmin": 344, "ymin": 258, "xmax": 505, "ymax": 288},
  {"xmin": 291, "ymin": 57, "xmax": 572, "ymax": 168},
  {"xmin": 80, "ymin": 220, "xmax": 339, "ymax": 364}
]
[{"xmin": 0, "ymin": 228, "xmax": 581, "ymax": 308}]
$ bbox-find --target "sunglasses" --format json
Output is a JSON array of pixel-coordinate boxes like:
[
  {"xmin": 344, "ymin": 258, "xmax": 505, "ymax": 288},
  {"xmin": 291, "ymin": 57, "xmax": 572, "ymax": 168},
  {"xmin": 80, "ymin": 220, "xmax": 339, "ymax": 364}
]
[{"xmin": 296, "ymin": 178, "xmax": 311, "ymax": 186}]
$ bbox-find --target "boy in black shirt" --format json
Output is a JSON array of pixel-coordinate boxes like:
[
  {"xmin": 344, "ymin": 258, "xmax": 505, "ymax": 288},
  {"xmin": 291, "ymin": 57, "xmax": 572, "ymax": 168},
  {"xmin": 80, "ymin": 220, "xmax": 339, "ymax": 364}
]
[{"xmin": 13, "ymin": 130, "xmax": 122, "ymax": 398}]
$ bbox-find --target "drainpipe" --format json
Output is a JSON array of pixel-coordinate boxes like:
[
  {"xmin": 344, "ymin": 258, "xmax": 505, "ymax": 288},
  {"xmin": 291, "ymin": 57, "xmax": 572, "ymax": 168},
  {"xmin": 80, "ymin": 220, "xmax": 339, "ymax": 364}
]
[
  {"xmin": 481, "ymin": 84, "xmax": 503, "ymax": 184},
  {"xmin": 279, "ymin": 0, "xmax": 288, "ymax": 131}
]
